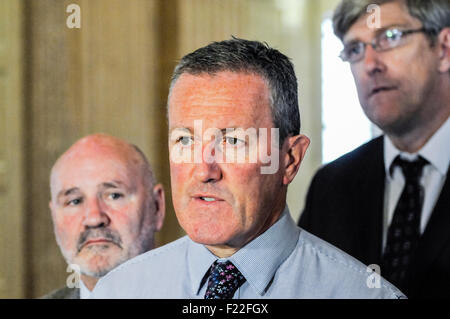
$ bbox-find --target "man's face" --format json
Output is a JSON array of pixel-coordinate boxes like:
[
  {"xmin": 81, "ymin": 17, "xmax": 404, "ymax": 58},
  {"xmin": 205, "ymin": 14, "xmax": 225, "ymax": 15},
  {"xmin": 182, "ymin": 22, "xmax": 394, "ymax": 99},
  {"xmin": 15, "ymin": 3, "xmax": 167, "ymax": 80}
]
[
  {"xmin": 168, "ymin": 71, "xmax": 287, "ymax": 251},
  {"xmin": 50, "ymin": 143, "xmax": 164, "ymax": 278},
  {"xmin": 345, "ymin": 1, "xmax": 443, "ymax": 134}
]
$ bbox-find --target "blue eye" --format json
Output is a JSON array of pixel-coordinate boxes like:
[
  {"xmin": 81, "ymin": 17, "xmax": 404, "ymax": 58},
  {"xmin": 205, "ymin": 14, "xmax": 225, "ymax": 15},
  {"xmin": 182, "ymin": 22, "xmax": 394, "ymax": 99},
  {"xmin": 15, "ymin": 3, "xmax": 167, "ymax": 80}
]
[
  {"xmin": 227, "ymin": 137, "xmax": 238, "ymax": 145},
  {"xmin": 224, "ymin": 136, "xmax": 244, "ymax": 146},
  {"xmin": 109, "ymin": 193, "xmax": 123, "ymax": 200},
  {"xmin": 378, "ymin": 29, "xmax": 402, "ymax": 48},
  {"xmin": 347, "ymin": 43, "xmax": 362, "ymax": 57},
  {"xmin": 177, "ymin": 136, "xmax": 194, "ymax": 146},
  {"xmin": 68, "ymin": 198, "xmax": 83, "ymax": 206},
  {"xmin": 385, "ymin": 29, "xmax": 401, "ymax": 41}
]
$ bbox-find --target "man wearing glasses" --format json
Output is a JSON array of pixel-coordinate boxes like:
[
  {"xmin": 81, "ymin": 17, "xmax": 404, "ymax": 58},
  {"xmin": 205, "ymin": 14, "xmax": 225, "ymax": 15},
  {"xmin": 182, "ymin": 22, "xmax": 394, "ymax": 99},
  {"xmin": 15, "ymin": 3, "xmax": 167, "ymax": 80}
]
[{"xmin": 299, "ymin": 0, "xmax": 449, "ymax": 298}]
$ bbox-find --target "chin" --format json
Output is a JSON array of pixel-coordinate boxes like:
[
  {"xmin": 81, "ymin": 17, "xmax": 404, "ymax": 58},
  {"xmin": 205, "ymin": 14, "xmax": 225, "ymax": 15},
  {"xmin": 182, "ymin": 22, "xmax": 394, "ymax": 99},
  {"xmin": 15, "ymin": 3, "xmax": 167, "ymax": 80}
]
[
  {"xmin": 74, "ymin": 248, "xmax": 126, "ymax": 278},
  {"xmin": 365, "ymin": 107, "xmax": 401, "ymax": 132},
  {"xmin": 81, "ymin": 267, "xmax": 110, "ymax": 278},
  {"xmin": 186, "ymin": 226, "xmax": 235, "ymax": 246},
  {"xmin": 78, "ymin": 256, "xmax": 124, "ymax": 278}
]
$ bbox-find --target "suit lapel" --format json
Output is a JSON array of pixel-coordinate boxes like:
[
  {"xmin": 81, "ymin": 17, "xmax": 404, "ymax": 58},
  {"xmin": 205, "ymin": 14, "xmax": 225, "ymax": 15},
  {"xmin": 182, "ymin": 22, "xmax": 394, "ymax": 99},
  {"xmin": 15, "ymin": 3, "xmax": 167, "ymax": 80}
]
[
  {"xmin": 414, "ymin": 170, "xmax": 450, "ymax": 271},
  {"xmin": 357, "ymin": 136, "xmax": 385, "ymax": 265}
]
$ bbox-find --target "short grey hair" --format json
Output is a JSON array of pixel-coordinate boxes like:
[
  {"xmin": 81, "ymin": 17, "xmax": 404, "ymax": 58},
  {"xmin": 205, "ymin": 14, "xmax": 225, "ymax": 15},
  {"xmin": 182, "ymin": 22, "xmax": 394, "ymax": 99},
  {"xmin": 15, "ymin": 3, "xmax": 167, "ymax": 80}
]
[
  {"xmin": 168, "ymin": 37, "xmax": 300, "ymax": 145},
  {"xmin": 333, "ymin": 0, "xmax": 450, "ymax": 41}
]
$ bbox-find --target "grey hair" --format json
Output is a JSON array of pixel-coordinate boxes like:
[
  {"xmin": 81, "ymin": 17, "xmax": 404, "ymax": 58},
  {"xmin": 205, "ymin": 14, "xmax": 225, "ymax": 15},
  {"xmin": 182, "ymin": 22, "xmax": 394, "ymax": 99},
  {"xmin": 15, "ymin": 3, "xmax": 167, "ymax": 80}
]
[
  {"xmin": 168, "ymin": 37, "xmax": 300, "ymax": 145},
  {"xmin": 333, "ymin": 0, "xmax": 450, "ymax": 41}
]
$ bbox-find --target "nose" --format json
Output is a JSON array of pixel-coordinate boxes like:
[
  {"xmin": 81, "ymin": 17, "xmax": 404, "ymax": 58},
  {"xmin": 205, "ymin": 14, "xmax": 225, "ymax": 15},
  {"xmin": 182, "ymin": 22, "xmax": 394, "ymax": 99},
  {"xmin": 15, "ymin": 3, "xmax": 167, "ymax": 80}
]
[
  {"xmin": 82, "ymin": 198, "xmax": 110, "ymax": 228},
  {"xmin": 193, "ymin": 141, "xmax": 223, "ymax": 183},
  {"xmin": 363, "ymin": 45, "xmax": 386, "ymax": 76}
]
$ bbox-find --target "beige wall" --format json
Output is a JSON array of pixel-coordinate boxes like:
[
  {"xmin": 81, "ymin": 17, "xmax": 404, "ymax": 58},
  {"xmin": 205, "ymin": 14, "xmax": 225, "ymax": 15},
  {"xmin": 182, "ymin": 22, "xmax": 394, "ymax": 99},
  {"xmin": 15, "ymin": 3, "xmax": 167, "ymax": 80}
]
[
  {"xmin": 0, "ymin": 0, "xmax": 340, "ymax": 298},
  {"xmin": 0, "ymin": 0, "xmax": 26, "ymax": 299}
]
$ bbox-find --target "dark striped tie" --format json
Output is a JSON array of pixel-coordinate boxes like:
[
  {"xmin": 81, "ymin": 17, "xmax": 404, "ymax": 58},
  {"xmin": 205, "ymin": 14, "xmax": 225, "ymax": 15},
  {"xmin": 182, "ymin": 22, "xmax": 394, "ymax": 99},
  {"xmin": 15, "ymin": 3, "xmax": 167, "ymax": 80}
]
[{"xmin": 382, "ymin": 155, "xmax": 428, "ymax": 293}]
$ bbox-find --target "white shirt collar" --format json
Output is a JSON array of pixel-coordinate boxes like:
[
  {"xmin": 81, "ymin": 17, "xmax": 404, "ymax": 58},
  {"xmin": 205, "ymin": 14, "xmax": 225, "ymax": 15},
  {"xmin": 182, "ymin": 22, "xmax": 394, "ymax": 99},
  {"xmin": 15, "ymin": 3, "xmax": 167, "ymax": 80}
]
[
  {"xmin": 79, "ymin": 279, "xmax": 92, "ymax": 299},
  {"xmin": 384, "ymin": 116, "xmax": 450, "ymax": 177}
]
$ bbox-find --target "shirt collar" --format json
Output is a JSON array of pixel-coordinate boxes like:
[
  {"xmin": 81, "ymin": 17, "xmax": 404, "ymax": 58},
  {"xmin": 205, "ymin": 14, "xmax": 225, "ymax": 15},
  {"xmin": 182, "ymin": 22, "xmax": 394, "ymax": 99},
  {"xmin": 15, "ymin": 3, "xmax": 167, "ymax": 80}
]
[
  {"xmin": 187, "ymin": 205, "xmax": 300, "ymax": 296},
  {"xmin": 384, "ymin": 116, "xmax": 450, "ymax": 177},
  {"xmin": 79, "ymin": 279, "xmax": 91, "ymax": 299}
]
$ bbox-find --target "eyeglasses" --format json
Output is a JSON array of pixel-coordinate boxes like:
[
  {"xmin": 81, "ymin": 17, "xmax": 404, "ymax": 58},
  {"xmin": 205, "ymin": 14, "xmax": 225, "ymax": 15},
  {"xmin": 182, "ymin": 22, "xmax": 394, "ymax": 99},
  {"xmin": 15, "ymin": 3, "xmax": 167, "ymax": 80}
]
[{"xmin": 339, "ymin": 28, "xmax": 430, "ymax": 63}]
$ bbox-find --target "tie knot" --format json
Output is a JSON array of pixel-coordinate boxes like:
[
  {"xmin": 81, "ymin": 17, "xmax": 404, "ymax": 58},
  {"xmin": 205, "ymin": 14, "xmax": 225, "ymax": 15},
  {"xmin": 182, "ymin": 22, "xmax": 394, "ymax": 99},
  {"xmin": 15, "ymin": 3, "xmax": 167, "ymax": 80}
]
[
  {"xmin": 391, "ymin": 156, "xmax": 428, "ymax": 182},
  {"xmin": 204, "ymin": 260, "xmax": 246, "ymax": 299}
]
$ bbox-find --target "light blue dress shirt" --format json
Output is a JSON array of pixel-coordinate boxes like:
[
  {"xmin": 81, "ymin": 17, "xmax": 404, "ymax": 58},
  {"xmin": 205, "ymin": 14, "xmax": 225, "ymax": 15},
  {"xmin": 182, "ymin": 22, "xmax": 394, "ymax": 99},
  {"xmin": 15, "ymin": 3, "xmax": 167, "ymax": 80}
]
[
  {"xmin": 79, "ymin": 280, "xmax": 91, "ymax": 299},
  {"xmin": 92, "ymin": 207, "xmax": 405, "ymax": 299}
]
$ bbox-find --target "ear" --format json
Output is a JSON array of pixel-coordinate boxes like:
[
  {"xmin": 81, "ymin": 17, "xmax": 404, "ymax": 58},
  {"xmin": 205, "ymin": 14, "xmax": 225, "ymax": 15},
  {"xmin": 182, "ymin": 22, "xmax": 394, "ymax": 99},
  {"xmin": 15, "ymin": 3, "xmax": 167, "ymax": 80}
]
[
  {"xmin": 151, "ymin": 183, "xmax": 166, "ymax": 232},
  {"xmin": 282, "ymin": 134, "xmax": 310, "ymax": 185},
  {"xmin": 437, "ymin": 27, "xmax": 450, "ymax": 73}
]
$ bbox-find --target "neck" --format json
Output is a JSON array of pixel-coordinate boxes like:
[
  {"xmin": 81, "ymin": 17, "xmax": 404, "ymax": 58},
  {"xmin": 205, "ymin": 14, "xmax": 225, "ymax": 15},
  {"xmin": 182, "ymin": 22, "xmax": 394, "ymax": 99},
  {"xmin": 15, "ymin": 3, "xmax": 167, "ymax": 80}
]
[
  {"xmin": 81, "ymin": 274, "xmax": 99, "ymax": 291},
  {"xmin": 388, "ymin": 111, "xmax": 449, "ymax": 153},
  {"xmin": 206, "ymin": 245, "xmax": 238, "ymax": 258},
  {"xmin": 205, "ymin": 201, "xmax": 286, "ymax": 258}
]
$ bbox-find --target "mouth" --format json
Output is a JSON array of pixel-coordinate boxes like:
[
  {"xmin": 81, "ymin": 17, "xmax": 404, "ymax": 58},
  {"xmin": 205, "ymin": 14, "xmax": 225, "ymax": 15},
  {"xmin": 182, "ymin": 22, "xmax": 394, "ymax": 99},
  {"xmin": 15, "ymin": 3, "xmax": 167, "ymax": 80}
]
[
  {"xmin": 192, "ymin": 194, "xmax": 225, "ymax": 204},
  {"xmin": 369, "ymin": 86, "xmax": 396, "ymax": 98},
  {"xmin": 82, "ymin": 238, "xmax": 114, "ymax": 248}
]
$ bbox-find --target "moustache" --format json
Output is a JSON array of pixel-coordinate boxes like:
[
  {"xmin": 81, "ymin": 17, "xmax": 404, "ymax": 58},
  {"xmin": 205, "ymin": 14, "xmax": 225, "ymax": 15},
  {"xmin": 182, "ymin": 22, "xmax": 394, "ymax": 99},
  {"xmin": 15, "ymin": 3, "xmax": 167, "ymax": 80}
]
[{"xmin": 77, "ymin": 227, "xmax": 122, "ymax": 253}]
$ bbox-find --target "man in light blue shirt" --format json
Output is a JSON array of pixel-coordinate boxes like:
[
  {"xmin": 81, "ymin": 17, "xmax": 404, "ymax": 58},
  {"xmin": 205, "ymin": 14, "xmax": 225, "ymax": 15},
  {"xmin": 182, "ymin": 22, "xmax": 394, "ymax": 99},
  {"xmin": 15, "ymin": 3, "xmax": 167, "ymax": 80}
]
[{"xmin": 92, "ymin": 38, "xmax": 404, "ymax": 299}]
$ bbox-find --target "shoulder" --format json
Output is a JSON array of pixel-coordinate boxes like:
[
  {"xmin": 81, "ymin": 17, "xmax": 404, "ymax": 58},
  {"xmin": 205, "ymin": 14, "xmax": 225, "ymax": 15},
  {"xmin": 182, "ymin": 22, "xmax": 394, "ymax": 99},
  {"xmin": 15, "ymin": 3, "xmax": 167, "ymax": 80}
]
[
  {"xmin": 41, "ymin": 286, "xmax": 80, "ymax": 299},
  {"xmin": 93, "ymin": 236, "xmax": 190, "ymax": 298},
  {"xmin": 315, "ymin": 136, "xmax": 384, "ymax": 180},
  {"xmin": 293, "ymin": 229, "xmax": 404, "ymax": 299},
  {"xmin": 112, "ymin": 235, "xmax": 190, "ymax": 271}
]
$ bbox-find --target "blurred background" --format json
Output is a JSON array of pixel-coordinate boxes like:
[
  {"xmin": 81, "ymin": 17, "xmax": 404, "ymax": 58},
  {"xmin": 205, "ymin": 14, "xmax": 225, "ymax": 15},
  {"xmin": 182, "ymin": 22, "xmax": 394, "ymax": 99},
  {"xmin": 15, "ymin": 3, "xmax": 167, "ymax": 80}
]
[{"xmin": 0, "ymin": 0, "xmax": 380, "ymax": 298}]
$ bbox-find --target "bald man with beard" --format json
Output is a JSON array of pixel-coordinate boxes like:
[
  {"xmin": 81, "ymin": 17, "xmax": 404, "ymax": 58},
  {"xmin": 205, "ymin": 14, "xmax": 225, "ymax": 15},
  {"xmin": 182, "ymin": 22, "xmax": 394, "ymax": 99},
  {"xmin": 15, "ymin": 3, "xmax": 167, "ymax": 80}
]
[{"xmin": 43, "ymin": 134, "xmax": 165, "ymax": 299}]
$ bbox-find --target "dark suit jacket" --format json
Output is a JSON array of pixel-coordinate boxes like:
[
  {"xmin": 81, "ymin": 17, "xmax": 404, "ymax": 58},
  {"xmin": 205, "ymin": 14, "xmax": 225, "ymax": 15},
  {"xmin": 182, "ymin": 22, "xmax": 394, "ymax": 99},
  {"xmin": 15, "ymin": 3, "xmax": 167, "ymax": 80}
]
[
  {"xmin": 42, "ymin": 286, "xmax": 80, "ymax": 299},
  {"xmin": 299, "ymin": 136, "xmax": 450, "ymax": 299}
]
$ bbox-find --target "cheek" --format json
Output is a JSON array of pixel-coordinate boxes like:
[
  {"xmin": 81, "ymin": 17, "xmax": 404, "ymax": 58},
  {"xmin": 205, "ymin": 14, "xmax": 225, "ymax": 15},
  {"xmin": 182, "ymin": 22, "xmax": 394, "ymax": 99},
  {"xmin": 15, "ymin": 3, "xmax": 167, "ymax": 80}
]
[
  {"xmin": 170, "ymin": 164, "xmax": 191, "ymax": 201},
  {"xmin": 235, "ymin": 165, "xmax": 282, "ymax": 202},
  {"xmin": 170, "ymin": 164, "xmax": 187, "ymax": 185},
  {"xmin": 108, "ymin": 202, "xmax": 142, "ymax": 237},
  {"xmin": 391, "ymin": 46, "xmax": 434, "ymax": 83},
  {"xmin": 408, "ymin": 62, "xmax": 433, "ymax": 88},
  {"xmin": 54, "ymin": 212, "xmax": 83, "ymax": 247},
  {"xmin": 223, "ymin": 164, "xmax": 263, "ymax": 204}
]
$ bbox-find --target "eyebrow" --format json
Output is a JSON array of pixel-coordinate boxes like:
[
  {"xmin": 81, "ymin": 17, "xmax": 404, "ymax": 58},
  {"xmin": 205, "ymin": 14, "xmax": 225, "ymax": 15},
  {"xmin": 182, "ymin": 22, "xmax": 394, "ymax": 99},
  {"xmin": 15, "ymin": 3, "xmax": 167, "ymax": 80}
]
[
  {"xmin": 56, "ymin": 181, "xmax": 128, "ymax": 199},
  {"xmin": 170, "ymin": 127, "xmax": 192, "ymax": 134},
  {"xmin": 378, "ymin": 23, "xmax": 411, "ymax": 30},
  {"xmin": 171, "ymin": 127, "xmax": 240, "ymax": 134},
  {"xmin": 56, "ymin": 187, "xmax": 81, "ymax": 201},
  {"xmin": 374, "ymin": 23, "xmax": 413, "ymax": 36},
  {"xmin": 100, "ymin": 181, "xmax": 128, "ymax": 190}
]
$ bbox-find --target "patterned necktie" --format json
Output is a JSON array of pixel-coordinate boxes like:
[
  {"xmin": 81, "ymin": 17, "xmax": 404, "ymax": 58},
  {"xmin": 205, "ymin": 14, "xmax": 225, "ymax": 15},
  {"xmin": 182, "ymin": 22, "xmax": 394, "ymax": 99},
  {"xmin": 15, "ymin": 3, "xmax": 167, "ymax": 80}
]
[
  {"xmin": 382, "ymin": 155, "xmax": 428, "ymax": 292},
  {"xmin": 204, "ymin": 260, "xmax": 246, "ymax": 299}
]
